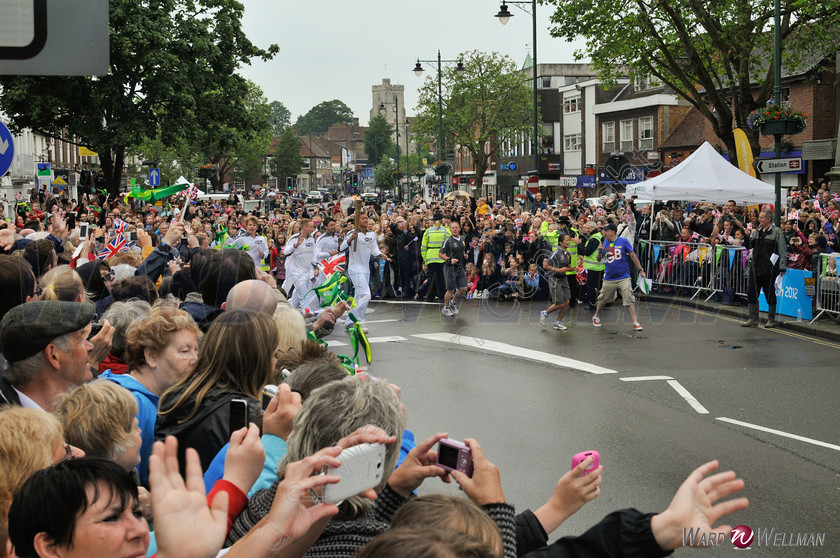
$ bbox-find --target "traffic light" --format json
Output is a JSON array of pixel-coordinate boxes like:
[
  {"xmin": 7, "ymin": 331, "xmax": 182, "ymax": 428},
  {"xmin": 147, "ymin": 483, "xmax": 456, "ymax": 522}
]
[
  {"xmin": 286, "ymin": 177, "xmax": 293, "ymax": 190},
  {"xmin": 353, "ymin": 173, "xmax": 358, "ymax": 187}
]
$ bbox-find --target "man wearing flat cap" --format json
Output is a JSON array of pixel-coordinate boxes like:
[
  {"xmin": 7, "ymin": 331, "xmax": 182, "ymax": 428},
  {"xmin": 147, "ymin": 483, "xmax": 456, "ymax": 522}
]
[{"xmin": 0, "ymin": 301, "xmax": 95, "ymax": 410}]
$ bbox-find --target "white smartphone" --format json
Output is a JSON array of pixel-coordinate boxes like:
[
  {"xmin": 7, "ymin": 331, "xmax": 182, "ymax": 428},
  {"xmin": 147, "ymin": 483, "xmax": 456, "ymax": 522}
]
[
  {"xmin": 79, "ymin": 222, "xmax": 90, "ymax": 239},
  {"xmin": 322, "ymin": 443, "xmax": 386, "ymax": 504}
]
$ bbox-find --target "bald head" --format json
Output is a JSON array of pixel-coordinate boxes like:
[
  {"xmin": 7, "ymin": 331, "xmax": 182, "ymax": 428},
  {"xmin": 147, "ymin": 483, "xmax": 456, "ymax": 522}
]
[{"xmin": 223, "ymin": 280, "xmax": 277, "ymax": 315}]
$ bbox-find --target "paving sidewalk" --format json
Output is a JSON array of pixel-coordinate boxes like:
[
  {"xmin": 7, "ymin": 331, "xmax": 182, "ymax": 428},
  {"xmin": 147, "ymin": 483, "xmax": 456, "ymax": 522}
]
[{"xmin": 643, "ymin": 292, "xmax": 840, "ymax": 342}]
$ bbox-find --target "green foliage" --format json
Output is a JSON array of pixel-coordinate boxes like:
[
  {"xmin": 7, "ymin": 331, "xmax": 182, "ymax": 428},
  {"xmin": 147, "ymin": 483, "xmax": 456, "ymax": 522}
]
[
  {"xmin": 269, "ymin": 101, "xmax": 292, "ymax": 134},
  {"xmin": 365, "ymin": 113, "xmax": 395, "ymax": 167},
  {"xmin": 128, "ymin": 134, "xmax": 200, "ymax": 186},
  {"xmin": 374, "ymin": 156, "xmax": 397, "ymax": 191},
  {"xmin": 0, "ymin": 0, "xmax": 278, "ymax": 197},
  {"xmin": 271, "ymin": 127, "xmax": 304, "ymax": 180},
  {"xmin": 414, "ymin": 50, "xmax": 532, "ymax": 187},
  {"xmin": 294, "ymin": 100, "xmax": 354, "ymax": 136},
  {"xmin": 544, "ymin": 0, "xmax": 840, "ymax": 156}
]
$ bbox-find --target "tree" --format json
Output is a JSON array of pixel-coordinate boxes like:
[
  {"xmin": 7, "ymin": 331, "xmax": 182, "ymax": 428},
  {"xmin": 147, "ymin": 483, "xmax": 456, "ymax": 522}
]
[
  {"xmin": 128, "ymin": 134, "xmax": 200, "ymax": 186},
  {"xmin": 271, "ymin": 127, "xmax": 304, "ymax": 185},
  {"xmin": 269, "ymin": 101, "xmax": 291, "ymax": 135},
  {"xmin": 414, "ymin": 50, "xmax": 532, "ymax": 191},
  {"xmin": 374, "ymin": 156, "xmax": 397, "ymax": 192},
  {"xmin": 196, "ymin": 81, "xmax": 274, "ymax": 190},
  {"xmin": 294, "ymin": 100, "xmax": 354, "ymax": 136},
  {"xmin": 365, "ymin": 113, "xmax": 395, "ymax": 167},
  {"xmin": 544, "ymin": 0, "xmax": 840, "ymax": 158},
  {"xmin": 0, "ymin": 0, "xmax": 277, "ymax": 198}
]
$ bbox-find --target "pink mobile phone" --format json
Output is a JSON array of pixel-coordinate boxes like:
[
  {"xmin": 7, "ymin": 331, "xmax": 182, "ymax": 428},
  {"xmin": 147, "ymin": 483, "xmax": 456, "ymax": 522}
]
[{"xmin": 571, "ymin": 450, "xmax": 600, "ymax": 475}]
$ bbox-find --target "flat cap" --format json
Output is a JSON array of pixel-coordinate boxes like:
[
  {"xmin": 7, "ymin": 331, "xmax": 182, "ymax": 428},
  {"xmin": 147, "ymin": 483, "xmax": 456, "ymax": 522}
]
[{"xmin": 0, "ymin": 301, "xmax": 95, "ymax": 363}]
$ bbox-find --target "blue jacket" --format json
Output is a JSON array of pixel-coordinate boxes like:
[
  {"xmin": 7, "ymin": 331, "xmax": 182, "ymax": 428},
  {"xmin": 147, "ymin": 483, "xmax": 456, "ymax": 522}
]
[{"xmin": 99, "ymin": 371, "xmax": 159, "ymax": 485}]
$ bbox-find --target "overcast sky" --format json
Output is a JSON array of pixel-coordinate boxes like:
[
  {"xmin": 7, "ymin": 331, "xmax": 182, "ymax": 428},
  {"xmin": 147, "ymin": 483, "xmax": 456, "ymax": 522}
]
[{"xmin": 237, "ymin": 0, "xmax": 588, "ymax": 127}]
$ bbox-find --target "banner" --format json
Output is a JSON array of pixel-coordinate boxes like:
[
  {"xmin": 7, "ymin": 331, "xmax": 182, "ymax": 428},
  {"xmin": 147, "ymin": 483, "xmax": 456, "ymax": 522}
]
[
  {"xmin": 733, "ymin": 128, "xmax": 757, "ymax": 178},
  {"xmin": 758, "ymin": 269, "xmax": 813, "ymax": 319}
]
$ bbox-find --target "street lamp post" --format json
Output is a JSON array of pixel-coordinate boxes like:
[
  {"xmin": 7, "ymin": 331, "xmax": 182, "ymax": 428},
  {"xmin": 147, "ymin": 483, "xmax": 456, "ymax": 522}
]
[
  {"xmin": 495, "ymin": 1, "xmax": 540, "ymax": 181},
  {"xmin": 772, "ymin": 0, "xmax": 782, "ymax": 226},
  {"xmin": 413, "ymin": 51, "xmax": 465, "ymax": 191}
]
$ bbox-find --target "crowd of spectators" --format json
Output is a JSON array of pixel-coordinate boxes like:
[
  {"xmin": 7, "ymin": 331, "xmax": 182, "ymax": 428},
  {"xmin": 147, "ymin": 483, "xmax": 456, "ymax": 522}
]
[{"xmin": 12, "ymin": 174, "xmax": 840, "ymax": 556}]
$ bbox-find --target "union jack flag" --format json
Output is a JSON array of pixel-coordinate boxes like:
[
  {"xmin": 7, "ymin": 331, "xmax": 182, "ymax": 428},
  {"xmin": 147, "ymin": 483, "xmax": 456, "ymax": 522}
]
[
  {"xmin": 98, "ymin": 234, "xmax": 128, "ymax": 260},
  {"xmin": 113, "ymin": 218, "xmax": 128, "ymax": 233},
  {"xmin": 319, "ymin": 253, "xmax": 346, "ymax": 275},
  {"xmin": 786, "ymin": 210, "xmax": 799, "ymax": 221},
  {"xmin": 185, "ymin": 184, "xmax": 199, "ymax": 199}
]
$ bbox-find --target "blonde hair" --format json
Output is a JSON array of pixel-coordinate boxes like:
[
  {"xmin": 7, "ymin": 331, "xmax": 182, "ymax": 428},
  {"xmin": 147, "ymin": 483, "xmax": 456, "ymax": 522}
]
[
  {"xmin": 124, "ymin": 306, "xmax": 200, "ymax": 370},
  {"xmin": 0, "ymin": 408, "xmax": 64, "ymax": 556},
  {"xmin": 107, "ymin": 251, "xmax": 143, "ymax": 268},
  {"xmin": 274, "ymin": 306, "xmax": 308, "ymax": 352},
  {"xmin": 38, "ymin": 265, "xmax": 85, "ymax": 302},
  {"xmin": 53, "ymin": 380, "xmax": 138, "ymax": 461}
]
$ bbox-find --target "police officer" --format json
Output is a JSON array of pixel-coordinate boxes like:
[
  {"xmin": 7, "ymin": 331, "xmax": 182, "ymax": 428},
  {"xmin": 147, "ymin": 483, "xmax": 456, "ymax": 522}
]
[{"xmin": 421, "ymin": 212, "xmax": 450, "ymax": 303}]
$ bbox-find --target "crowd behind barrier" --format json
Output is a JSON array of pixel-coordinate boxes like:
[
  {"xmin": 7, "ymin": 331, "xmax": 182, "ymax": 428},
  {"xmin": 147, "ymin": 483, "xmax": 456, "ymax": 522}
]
[{"xmin": 3, "ymin": 177, "xmax": 840, "ymax": 557}]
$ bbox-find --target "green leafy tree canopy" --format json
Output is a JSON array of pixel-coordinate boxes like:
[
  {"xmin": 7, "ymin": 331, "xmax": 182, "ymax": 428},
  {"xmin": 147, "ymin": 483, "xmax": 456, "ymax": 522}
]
[
  {"xmin": 414, "ymin": 50, "xmax": 532, "ymax": 189},
  {"xmin": 271, "ymin": 126, "xmax": 304, "ymax": 183},
  {"xmin": 269, "ymin": 101, "xmax": 292, "ymax": 134},
  {"xmin": 544, "ymin": 0, "xmax": 840, "ymax": 157},
  {"xmin": 294, "ymin": 100, "xmax": 354, "ymax": 136},
  {"xmin": 365, "ymin": 113, "xmax": 395, "ymax": 167}
]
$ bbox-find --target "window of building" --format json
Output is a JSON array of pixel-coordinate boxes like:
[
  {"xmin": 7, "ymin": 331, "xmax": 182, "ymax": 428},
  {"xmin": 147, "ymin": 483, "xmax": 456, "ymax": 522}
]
[
  {"xmin": 602, "ymin": 121, "xmax": 615, "ymax": 152},
  {"xmin": 638, "ymin": 116, "xmax": 653, "ymax": 151},
  {"xmin": 563, "ymin": 96, "xmax": 581, "ymax": 113},
  {"xmin": 564, "ymin": 134, "xmax": 582, "ymax": 151},
  {"xmin": 541, "ymin": 76, "xmax": 551, "ymax": 88},
  {"xmin": 634, "ymin": 74, "xmax": 662, "ymax": 91},
  {"xmin": 620, "ymin": 120, "xmax": 634, "ymax": 152}
]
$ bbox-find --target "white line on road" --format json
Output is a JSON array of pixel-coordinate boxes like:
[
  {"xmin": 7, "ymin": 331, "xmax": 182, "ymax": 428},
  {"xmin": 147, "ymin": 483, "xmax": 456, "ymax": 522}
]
[
  {"xmin": 412, "ymin": 333, "xmax": 618, "ymax": 374},
  {"xmin": 667, "ymin": 380, "xmax": 709, "ymax": 414},
  {"xmin": 372, "ymin": 300, "xmax": 440, "ymax": 305},
  {"xmin": 328, "ymin": 336, "xmax": 406, "ymax": 348},
  {"xmin": 328, "ymin": 340, "xmax": 347, "ymax": 347},
  {"xmin": 364, "ymin": 319, "xmax": 400, "ymax": 324},
  {"xmin": 620, "ymin": 376, "xmax": 674, "ymax": 382},
  {"xmin": 717, "ymin": 417, "xmax": 840, "ymax": 452}
]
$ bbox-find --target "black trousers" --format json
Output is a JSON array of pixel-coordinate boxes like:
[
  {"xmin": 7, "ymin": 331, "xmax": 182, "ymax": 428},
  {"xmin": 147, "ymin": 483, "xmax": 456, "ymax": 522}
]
[
  {"xmin": 747, "ymin": 272, "xmax": 777, "ymax": 305},
  {"xmin": 426, "ymin": 262, "xmax": 446, "ymax": 302},
  {"xmin": 567, "ymin": 275, "xmax": 580, "ymax": 307},
  {"xmin": 582, "ymin": 269, "xmax": 603, "ymax": 306}
]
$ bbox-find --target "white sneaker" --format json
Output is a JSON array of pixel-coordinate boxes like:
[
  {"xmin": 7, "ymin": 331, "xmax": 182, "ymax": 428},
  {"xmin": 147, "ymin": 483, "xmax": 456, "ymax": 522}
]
[
  {"xmin": 553, "ymin": 321, "xmax": 568, "ymax": 331},
  {"xmin": 441, "ymin": 306, "xmax": 454, "ymax": 317},
  {"xmin": 359, "ymin": 322, "xmax": 369, "ymax": 333},
  {"xmin": 540, "ymin": 310, "xmax": 548, "ymax": 326},
  {"xmin": 449, "ymin": 301, "xmax": 460, "ymax": 315}
]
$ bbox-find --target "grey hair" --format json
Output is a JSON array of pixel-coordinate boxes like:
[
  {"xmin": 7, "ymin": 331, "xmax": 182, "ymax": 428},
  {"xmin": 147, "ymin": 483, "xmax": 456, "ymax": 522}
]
[
  {"xmin": 4, "ymin": 333, "xmax": 73, "ymax": 384},
  {"xmin": 102, "ymin": 299, "xmax": 152, "ymax": 358},
  {"xmin": 111, "ymin": 264, "xmax": 137, "ymax": 282},
  {"xmin": 278, "ymin": 375, "xmax": 404, "ymax": 518},
  {"xmin": 760, "ymin": 209, "xmax": 774, "ymax": 221}
]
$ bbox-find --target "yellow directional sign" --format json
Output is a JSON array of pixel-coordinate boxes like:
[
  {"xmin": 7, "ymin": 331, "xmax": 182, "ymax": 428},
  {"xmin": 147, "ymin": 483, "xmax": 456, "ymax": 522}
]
[
  {"xmin": 51, "ymin": 176, "xmax": 68, "ymax": 186},
  {"xmin": 422, "ymin": 158, "xmax": 428, "ymax": 165}
]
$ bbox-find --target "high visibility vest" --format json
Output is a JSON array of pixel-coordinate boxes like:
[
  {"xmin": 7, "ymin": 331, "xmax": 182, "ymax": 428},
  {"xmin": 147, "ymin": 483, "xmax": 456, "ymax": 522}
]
[
  {"xmin": 582, "ymin": 232, "xmax": 605, "ymax": 271},
  {"xmin": 422, "ymin": 226, "xmax": 450, "ymax": 264},
  {"xmin": 566, "ymin": 227, "xmax": 579, "ymax": 274}
]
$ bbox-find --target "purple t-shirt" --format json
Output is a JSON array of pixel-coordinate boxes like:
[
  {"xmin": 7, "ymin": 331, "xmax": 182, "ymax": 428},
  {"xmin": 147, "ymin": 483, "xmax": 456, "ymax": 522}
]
[{"xmin": 603, "ymin": 237, "xmax": 634, "ymax": 281}]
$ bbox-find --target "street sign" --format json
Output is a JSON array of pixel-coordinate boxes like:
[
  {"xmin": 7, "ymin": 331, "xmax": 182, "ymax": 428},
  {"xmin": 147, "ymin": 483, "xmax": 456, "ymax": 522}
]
[
  {"xmin": 0, "ymin": 0, "xmax": 108, "ymax": 76},
  {"xmin": 51, "ymin": 176, "xmax": 67, "ymax": 189},
  {"xmin": 37, "ymin": 163, "xmax": 51, "ymax": 177},
  {"xmin": 149, "ymin": 168, "xmax": 161, "ymax": 187},
  {"xmin": 0, "ymin": 121, "xmax": 14, "ymax": 178},
  {"xmin": 508, "ymin": 161, "xmax": 518, "ymax": 171},
  {"xmin": 755, "ymin": 157, "xmax": 802, "ymax": 174}
]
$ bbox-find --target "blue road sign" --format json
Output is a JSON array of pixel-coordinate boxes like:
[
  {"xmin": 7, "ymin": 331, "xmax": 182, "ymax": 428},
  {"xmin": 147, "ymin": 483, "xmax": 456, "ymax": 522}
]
[
  {"xmin": 508, "ymin": 161, "xmax": 517, "ymax": 171},
  {"xmin": 0, "ymin": 122, "xmax": 15, "ymax": 178},
  {"xmin": 149, "ymin": 168, "xmax": 160, "ymax": 186}
]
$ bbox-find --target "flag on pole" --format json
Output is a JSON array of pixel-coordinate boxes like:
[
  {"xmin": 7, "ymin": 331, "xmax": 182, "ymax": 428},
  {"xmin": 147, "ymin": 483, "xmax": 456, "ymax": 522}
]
[
  {"xmin": 185, "ymin": 184, "xmax": 199, "ymax": 199},
  {"xmin": 786, "ymin": 210, "xmax": 798, "ymax": 221},
  {"xmin": 113, "ymin": 218, "xmax": 128, "ymax": 233},
  {"xmin": 98, "ymin": 234, "xmax": 128, "ymax": 260},
  {"xmin": 637, "ymin": 272, "xmax": 652, "ymax": 294}
]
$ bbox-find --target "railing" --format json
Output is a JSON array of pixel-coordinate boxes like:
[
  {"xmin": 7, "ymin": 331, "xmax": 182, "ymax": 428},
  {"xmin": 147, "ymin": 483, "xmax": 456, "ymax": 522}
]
[
  {"xmin": 812, "ymin": 253, "xmax": 840, "ymax": 324},
  {"xmin": 636, "ymin": 240, "xmax": 718, "ymax": 301}
]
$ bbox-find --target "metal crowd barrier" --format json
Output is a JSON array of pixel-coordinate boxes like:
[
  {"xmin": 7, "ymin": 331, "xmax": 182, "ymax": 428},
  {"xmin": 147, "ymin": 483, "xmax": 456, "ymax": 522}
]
[
  {"xmin": 636, "ymin": 240, "xmax": 717, "ymax": 301},
  {"xmin": 812, "ymin": 253, "xmax": 840, "ymax": 323},
  {"xmin": 712, "ymin": 245, "xmax": 750, "ymax": 302}
]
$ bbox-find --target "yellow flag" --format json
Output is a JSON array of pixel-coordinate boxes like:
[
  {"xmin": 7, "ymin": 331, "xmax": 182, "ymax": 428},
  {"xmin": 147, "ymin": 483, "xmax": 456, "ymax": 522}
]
[
  {"xmin": 79, "ymin": 146, "xmax": 98, "ymax": 157},
  {"xmin": 698, "ymin": 246, "xmax": 708, "ymax": 267},
  {"xmin": 733, "ymin": 128, "xmax": 756, "ymax": 178}
]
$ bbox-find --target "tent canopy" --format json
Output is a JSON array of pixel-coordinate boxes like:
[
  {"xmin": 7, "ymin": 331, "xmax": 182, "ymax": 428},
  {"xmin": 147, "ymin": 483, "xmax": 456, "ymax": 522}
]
[{"xmin": 631, "ymin": 142, "xmax": 775, "ymax": 204}]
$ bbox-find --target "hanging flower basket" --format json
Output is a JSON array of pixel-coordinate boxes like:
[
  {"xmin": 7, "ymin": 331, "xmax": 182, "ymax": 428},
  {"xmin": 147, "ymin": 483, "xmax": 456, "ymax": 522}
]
[{"xmin": 747, "ymin": 105, "xmax": 807, "ymax": 136}]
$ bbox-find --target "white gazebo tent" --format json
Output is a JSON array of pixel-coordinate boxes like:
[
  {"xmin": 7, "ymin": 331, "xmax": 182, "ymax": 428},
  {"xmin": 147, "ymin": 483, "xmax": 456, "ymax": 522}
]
[{"xmin": 632, "ymin": 141, "xmax": 775, "ymax": 204}]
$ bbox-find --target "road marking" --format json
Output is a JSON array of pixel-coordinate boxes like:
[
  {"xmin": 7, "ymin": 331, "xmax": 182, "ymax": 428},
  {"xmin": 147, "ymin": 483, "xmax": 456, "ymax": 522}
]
[
  {"xmin": 364, "ymin": 319, "xmax": 399, "ymax": 324},
  {"xmin": 412, "ymin": 332, "xmax": 618, "ymax": 374},
  {"xmin": 372, "ymin": 300, "xmax": 440, "ymax": 305},
  {"xmin": 620, "ymin": 375, "xmax": 674, "ymax": 382},
  {"xmin": 667, "ymin": 380, "xmax": 709, "ymax": 414},
  {"xmin": 717, "ymin": 417, "xmax": 840, "ymax": 452},
  {"xmin": 328, "ymin": 340, "xmax": 347, "ymax": 347},
  {"xmin": 328, "ymin": 336, "xmax": 405, "ymax": 348}
]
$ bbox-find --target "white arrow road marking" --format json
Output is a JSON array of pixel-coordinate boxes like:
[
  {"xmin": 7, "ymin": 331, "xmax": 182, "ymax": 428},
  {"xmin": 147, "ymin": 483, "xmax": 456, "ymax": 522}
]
[
  {"xmin": 328, "ymin": 336, "xmax": 406, "ymax": 348},
  {"xmin": 0, "ymin": 138, "xmax": 9, "ymax": 156},
  {"xmin": 412, "ymin": 332, "xmax": 617, "ymax": 374},
  {"xmin": 620, "ymin": 375, "xmax": 674, "ymax": 381},
  {"xmin": 717, "ymin": 417, "xmax": 840, "ymax": 452}
]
